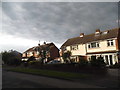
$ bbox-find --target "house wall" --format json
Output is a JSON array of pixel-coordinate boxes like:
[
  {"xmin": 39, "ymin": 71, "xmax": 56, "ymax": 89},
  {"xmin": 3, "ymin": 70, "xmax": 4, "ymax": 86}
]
[
  {"xmin": 70, "ymin": 44, "xmax": 86, "ymax": 56},
  {"xmin": 22, "ymin": 51, "xmax": 39, "ymax": 58},
  {"xmin": 22, "ymin": 53, "xmax": 26, "ymax": 57},
  {"xmin": 86, "ymin": 39, "xmax": 117, "ymax": 53},
  {"xmin": 117, "ymin": 29, "xmax": 120, "ymax": 62},
  {"xmin": 50, "ymin": 46, "xmax": 60, "ymax": 59},
  {"xmin": 33, "ymin": 51, "xmax": 39, "ymax": 58},
  {"xmin": 65, "ymin": 44, "xmax": 86, "ymax": 56}
]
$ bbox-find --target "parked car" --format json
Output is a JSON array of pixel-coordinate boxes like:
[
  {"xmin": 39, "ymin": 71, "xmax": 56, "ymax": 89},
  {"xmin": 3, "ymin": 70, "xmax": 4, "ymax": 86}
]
[{"xmin": 47, "ymin": 60, "xmax": 61, "ymax": 64}]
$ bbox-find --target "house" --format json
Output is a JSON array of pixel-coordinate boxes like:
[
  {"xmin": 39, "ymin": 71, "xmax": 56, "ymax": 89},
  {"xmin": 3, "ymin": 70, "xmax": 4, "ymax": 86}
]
[
  {"xmin": 60, "ymin": 28, "xmax": 120, "ymax": 66},
  {"xmin": 22, "ymin": 42, "xmax": 60, "ymax": 63}
]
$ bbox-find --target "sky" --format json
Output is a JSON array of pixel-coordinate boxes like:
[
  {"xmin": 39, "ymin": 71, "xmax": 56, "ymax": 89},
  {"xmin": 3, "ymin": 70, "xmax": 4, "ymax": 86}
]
[{"xmin": 0, "ymin": 1, "xmax": 119, "ymax": 53}]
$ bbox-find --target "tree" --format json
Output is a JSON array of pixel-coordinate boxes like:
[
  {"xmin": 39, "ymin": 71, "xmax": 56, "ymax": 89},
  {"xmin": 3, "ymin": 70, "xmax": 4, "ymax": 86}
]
[
  {"xmin": 1, "ymin": 50, "xmax": 22, "ymax": 66},
  {"xmin": 62, "ymin": 51, "xmax": 71, "ymax": 63}
]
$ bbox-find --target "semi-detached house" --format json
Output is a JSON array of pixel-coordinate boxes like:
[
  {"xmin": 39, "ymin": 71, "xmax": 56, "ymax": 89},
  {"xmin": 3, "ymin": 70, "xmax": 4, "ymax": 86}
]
[{"xmin": 60, "ymin": 28, "xmax": 120, "ymax": 66}]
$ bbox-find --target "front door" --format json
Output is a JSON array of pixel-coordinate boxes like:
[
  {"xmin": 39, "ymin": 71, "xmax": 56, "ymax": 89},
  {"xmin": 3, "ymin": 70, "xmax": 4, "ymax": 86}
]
[{"xmin": 105, "ymin": 55, "xmax": 109, "ymax": 65}]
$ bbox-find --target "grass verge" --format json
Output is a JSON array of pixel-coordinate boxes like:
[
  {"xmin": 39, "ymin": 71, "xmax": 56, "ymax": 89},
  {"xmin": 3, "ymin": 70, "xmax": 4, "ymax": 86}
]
[{"xmin": 6, "ymin": 67, "xmax": 89, "ymax": 79}]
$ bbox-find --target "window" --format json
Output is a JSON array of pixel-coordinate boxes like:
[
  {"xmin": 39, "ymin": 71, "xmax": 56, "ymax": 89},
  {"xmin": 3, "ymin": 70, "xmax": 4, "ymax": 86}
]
[
  {"xmin": 88, "ymin": 42, "xmax": 99, "ymax": 48},
  {"xmin": 107, "ymin": 40, "xmax": 114, "ymax": 46},
  {"xmin": 91, "ymin": 42, "xmax": 96, "ymax": 48},
  {"xmin": 71, "ymin": 45, "xmax": 78, "ymax": 50}
]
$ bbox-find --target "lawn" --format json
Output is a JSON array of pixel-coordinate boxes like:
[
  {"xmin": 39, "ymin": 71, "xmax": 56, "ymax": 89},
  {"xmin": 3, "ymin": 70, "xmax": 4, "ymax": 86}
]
[{"xmin": 7, "ymin": 67, "xmax": 89, "ymax": 79}]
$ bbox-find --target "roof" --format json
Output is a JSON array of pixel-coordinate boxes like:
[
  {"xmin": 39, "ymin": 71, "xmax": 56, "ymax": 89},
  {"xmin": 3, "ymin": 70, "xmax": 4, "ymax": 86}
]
[
  {"xmin": 24, "ymin": 43, "xmax": 55, "ymax": 53},
  {"xmin": 61, "ymin": 28, "xmax": 119, "ymax": 48}
]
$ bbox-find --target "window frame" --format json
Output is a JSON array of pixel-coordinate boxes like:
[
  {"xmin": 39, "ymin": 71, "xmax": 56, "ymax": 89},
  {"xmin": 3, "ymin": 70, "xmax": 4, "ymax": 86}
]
[
  {"xmin": 88, "ymin": 42, "xmax": 100, "ymax": 49},
  {"xmin": 71, "ymin": 45, "xmax": 79, "ymax": 50},
  {"xmin": 107, "ymin": 39, "xmax": 114, "ymax": 47}
]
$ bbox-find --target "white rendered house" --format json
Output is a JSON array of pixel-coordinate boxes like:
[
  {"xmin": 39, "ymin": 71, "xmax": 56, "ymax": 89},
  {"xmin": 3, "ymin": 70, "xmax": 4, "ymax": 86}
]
[{"xmin": 61, "ymin": 28, "xmax": 120, "ymax": 66}]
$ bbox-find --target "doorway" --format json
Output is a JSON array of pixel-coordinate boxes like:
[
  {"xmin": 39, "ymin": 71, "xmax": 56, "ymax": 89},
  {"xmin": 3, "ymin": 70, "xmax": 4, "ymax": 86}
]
[
  {"xmin": 105, "ymin": 55, "xmax": 109, "ymax": 65},
  {"xmin": 109, "ymin": 55, "xmax": 113, "ymax": 65}
]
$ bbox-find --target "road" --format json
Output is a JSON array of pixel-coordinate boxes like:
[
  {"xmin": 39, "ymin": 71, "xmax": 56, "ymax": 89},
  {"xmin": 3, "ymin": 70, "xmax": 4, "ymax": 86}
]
[
  {"xmin": 2, "ymin": 70, "xmax": 55, "ymax": 88},
  {"xmin": 2, "ymin": 69, "xmax": 104, "ymax": 88}
]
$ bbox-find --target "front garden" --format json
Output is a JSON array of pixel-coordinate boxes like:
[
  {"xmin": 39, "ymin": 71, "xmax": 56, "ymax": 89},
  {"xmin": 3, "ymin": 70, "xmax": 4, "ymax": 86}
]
[{"xmin": 2, "ymin": 50, "xmax": 120, "ymax": 77}]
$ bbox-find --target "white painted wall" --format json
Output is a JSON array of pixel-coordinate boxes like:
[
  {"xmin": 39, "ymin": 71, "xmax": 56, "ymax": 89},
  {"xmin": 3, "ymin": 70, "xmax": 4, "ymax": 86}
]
[
  {"xmin": 86, "ymin": 39, "xmax": 117, "ymax": 53},
  {"xmin": 66, "ymin": 44, "xmax": 86, "ymax": 56},
  {"xmin": 22, "ymin": 53, "xmax": 26, "ymax": 57}
]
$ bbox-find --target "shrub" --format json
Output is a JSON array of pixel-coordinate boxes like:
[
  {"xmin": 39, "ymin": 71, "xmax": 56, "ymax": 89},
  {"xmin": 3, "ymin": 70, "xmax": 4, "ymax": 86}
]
[
  {"xmin": 28, "ymin": 56, "xmax": 36, "ymax": 62},
  {"xmin": 109, "ymin": 62, "xmax": 120, "ymax": 68},
  {"xmin": 62, "ymin": 51, "xmax": 71, "ymax": 63},
  {"xmin": 1, "ymin": 51, "xmax": 22, "ymax": 66},
  {"xmin": 78, "ymin": 58, "xmax": 88, "ymax": 67},
  {"xmin": 90, "ymin": 56, "xmax": 106, "ymax": 67}
]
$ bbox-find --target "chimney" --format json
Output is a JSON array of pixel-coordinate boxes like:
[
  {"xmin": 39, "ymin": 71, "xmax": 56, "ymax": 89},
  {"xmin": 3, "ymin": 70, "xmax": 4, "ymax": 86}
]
[
  {"xmin": 38, "ymin": 43, "xmax": 40, "ymax": 46},
  {"xmin": 43, "ymin": 41, "xmax": 46, "ymax": 45},
  {"xmin": 80, "ymin": 33, "xmax": 84, "ymax": 37},
  {"xmin": 95, "ymin": 29, "xmax": 100, "ymax": 34},
  {"xmin": 38, "ymin": 40, "xmax": 40, "ymax": 46}
]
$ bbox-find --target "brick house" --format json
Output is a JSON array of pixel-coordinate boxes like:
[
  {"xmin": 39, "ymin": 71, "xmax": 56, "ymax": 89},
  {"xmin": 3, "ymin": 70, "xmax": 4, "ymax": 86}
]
[{"xmin": 22, "ymin": 42, "xmax": 60, "ymax": 63}]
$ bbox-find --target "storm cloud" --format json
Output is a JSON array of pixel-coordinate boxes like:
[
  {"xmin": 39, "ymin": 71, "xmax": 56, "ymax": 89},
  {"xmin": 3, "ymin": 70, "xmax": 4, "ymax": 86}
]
[{"xmin": 1, "ymin": 2, "xmax": 118, "ymax": 52}]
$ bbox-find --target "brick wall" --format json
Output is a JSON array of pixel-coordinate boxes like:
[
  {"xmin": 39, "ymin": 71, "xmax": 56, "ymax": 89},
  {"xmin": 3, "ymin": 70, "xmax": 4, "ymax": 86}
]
[{"xmin": 50, "ymin": 46, "xmax": 60, "ymax": 59}]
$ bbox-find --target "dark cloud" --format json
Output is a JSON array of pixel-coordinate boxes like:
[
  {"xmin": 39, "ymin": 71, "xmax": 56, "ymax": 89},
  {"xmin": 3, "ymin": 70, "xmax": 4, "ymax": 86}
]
[{"xmin": 2, "ymin": 2, "xmax": 118, "ymax": 52}]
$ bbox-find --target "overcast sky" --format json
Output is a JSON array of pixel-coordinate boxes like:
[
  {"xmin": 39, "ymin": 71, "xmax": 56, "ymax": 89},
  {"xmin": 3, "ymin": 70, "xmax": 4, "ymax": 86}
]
[{"xmin": 0, "ymin": 2, "xmax": 119, "ymax": 53}]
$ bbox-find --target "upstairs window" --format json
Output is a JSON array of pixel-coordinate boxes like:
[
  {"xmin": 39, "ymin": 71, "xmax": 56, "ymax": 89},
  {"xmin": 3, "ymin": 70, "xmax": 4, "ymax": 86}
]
[
  {"xmin": 71, "ymin": 45, "xmax": 78, "ymax": 50},
  {"xmin": 107, "ymin": 40, "xmax": 114, "ymax": 46},
  {"xmin": 88, "ymin": 42, "xmax": 99, "ymax": 48}
]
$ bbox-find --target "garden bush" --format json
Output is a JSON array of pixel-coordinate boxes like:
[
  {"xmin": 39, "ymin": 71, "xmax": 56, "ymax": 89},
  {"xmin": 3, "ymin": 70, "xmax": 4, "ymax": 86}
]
[
  {"xmin": 90, "ymin": 56, "xmax": 106, "ymax": 67},
  {"xmin": 78, "ymin": 58, "xmax": 88, "ymax": 67},
  {"xmin": 28, "ymin": 56, "xmax": 36, "ymax": 62},
  {"xmin": 109, "ymin": 62, "xmax": 120, "ymax": 68}
]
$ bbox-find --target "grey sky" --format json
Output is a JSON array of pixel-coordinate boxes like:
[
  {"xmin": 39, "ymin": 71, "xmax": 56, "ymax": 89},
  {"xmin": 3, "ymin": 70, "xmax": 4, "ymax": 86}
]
[{"xmin": 1, "ymin": 2, "xmax": 118, "ymax": 53}]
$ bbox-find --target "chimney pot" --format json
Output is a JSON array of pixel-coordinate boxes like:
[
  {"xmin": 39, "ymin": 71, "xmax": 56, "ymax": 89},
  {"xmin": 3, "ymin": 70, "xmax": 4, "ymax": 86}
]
[
  {"xmin": 96, "ymin": 29, "xmax": 100, "ymax": 32},
  {"xmin": 95, "ymin": 29, "xmax": 100, "ymax": 34},
  {"xmin": 80, "ymin": 33, "xmax": 84, "ymax": 37}
]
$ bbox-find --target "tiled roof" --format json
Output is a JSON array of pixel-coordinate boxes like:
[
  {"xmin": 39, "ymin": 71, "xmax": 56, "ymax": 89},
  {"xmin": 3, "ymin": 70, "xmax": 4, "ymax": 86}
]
[
  {"xmin": 61, "ymin": 28, "xmax": 119, "ymax": 48},
  {"xmin": 24, "ymin": 43, "xmax": 54, "ymax": 53}
]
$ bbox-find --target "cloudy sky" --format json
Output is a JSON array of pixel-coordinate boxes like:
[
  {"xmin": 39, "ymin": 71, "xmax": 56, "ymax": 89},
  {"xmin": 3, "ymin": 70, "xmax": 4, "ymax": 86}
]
[{"xmin": 0, "ymin": 1, "xmax": 119, "ymax": 53}]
